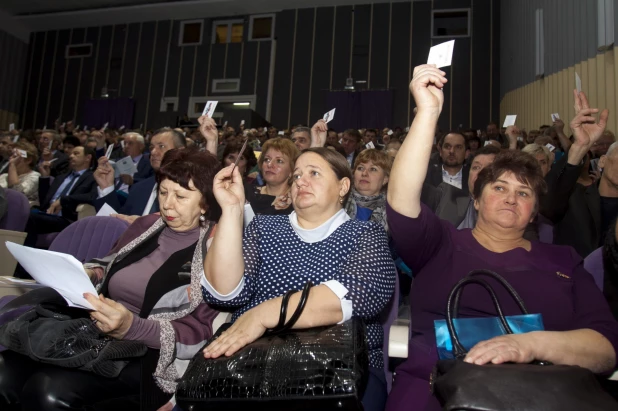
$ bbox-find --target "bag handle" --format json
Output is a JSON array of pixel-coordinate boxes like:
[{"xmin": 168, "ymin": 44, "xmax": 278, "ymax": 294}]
[
  {"xmin": 452, "ymin": 269, "xmax": 529, "ymax": 319},
  {"xmin": 446, "ymin": 277, "xmax": 515, "ymax": 358},
  {"xmin": 266, "ymin": 281, "xmax": 313, "ymax": 336}
]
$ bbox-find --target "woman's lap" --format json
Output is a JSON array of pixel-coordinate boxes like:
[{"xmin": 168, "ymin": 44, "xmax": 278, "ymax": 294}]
[{"xmin": 0, "ymin": 350, "xmax": 141, "ymax": 410}]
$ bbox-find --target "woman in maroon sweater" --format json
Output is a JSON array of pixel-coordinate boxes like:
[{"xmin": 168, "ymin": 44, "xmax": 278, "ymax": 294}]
[{"xmin": 385, "ymin": 65, "xmax": 618, "ymax": 411}]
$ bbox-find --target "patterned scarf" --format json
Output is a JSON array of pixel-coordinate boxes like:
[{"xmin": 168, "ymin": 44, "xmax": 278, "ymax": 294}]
[{"xmin": 344, "ymin": 189, "xmax": 388, "ymax": 232}]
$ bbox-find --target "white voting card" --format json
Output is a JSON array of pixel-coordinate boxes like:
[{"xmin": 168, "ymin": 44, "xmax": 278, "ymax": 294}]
[
  {"xmin": 503, "ymin": 115, "xmax": 517, "ymax": 127},
  {"xmin": 202, "ymin": 101, "xmax": 218, "ymax": 117},
  {"xmin": 96, "ymin": 203, "xmax": 118, "ymax": 217},
  {"xmin": 575, "ymin": 72, "xmax": 582, "ymax": 93},
  {"xmin": 5, "ymin": 242, "xmax": 98, "ymax": 310},
  {"xmin": 551, "ymin": 113, "xmax": 560, "ymax": 122},
  {"xmin": 323, "ymin": 108, "xmax": 336, "ymax": 123},
  {"xmin": 427, "ymin": 40, "xmax": 455, "ymax": 68}
]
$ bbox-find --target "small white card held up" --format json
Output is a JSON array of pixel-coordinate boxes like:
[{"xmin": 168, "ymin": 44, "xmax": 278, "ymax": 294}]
[
  {"xmin": 517, "ymin": 136, "xmax": 524, "ymax": 142},
  {"xmin": 9, "ymin": 123, "xmax": 14, "ymax": 131},
  {"xmin": 551, "ymin": 113, "xmax": 560, "ymax": 122},
  {"xmin": 5, "ymin": 242, "xmax": 98, "ymax": 310},
  {"xmin": 240, "ymin": 120, "xmax": 245, "ymax": 126},
  {"xmin": 278, "ymin": 131, "xmax": 285, "ymax": 135},
  {"xmin": 545, "ymin": 143, "xmax": 556, "ymax": 152},
  {"xmin": 575, "ymin": 72, "xmax": 581, "ymax": 93},
  {"xmin": 96, "ymin": 203, "xmax": 118, "ymax": 217},
  {"xmin": 120, "ymin": 140, "xmax": 125, "ymax": 150},
  {"xmin": 12, "ymin": 135, "xmax": 19, "ymax": 143},
  {"xmin": 202, "ymin": 101, "xmax": 218, "ymax": 117},
  {"xmin": 365, "ymin": 141, "xmax": 375, "ymax": 149},
  {"xmin": 263, "ymin": 127, "xmax": 268, "ymax": 132},
  {"xmin": 102, "ymin": 122, "xmax": 109, "ymax": 131},
  {"xmin": 484, "ymin": 141, "xmax": 492, "ymax": 147},
  {"xmin": 387, "ymin": 130, "xmax": 394, "ymax": 136},
  {"xmin": 323, "ymin": 108, "xmax": 336, "ymax": 123},
  {"xmin": 427, "ymin": 40, "xmax": 455, "ymax": 68},
  {"xmin": 17, "ymin": 149, "xmax": 27, "ymax": 158},
  {"xmin": 119, "ymin": 125, "xmax": 125, "ymax": 131},
  {"xmin": 503, "ymin": 115, "xmax": 517, "ymax": 127},
  {"xmin": 48, "ymin": 158, "xmax": 58, "ymax": 163},
  {"xmin": 105, "ymin": 144, "xmax": 114, "ymax": 159}
]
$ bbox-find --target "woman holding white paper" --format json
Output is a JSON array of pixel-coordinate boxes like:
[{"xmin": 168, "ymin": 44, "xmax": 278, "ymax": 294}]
[
  {"xmin": 0, "ymin": 141, "xmax": 41, "ymax": 206},
  {"xmin": 0, "ymin": 147, "xmax": 222, "ymax": 411}
]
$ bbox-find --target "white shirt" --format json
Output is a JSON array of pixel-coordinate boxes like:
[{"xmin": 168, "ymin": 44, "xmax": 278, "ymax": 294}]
[
  {"xmin": 441, "ymin": 165, "xmax": 463, "ymax": 189},
  {"xmin": 201, "ymin": 209, "xmax": 354, "ymax": 324}
]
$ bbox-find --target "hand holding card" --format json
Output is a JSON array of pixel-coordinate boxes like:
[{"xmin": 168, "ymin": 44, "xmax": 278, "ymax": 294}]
[
  {"xmin": 503, "ymin": 115, "xmax": 517, "ymax": 128},
  {"xmin": 202, "ymin": 101, "xmax": 218, "ymax": 118},
  {"xmin": 323, "ymin": 108, "xmax": 336, "ymax": 123},
  {"xmin": 427, "ymin": 40, "xmax": 455, "ymax": 68}
]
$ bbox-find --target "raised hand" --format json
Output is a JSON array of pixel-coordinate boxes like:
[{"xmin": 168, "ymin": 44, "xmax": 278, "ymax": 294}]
[
  {"xmin": 409, "ymin": 64, "xmax": 448, "ymax": 114},
  {"xmin": 94, "ymin": 156, "xmax": 115, "ymax": 189},
  {"xmin": 39, "ymin": 161, "xmax": 52, "ymax": 177},
  {"xmin": 570, "ymin": 90, "xmax": 609, "ymax": 149},
  {"xmin": 212, "ymin": 165, "xmax": 245, "ymax": 209},
  {"xmin": 311, "ymin": 119, "xmax": 328, "ymax": 148},
  {"xmin": 91, "ymin": 131, "xmax": 107, "ymax": 149}
]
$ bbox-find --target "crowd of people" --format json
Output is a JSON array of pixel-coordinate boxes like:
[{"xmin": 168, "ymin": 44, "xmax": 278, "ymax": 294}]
[{"xmin": 0, "ymin": 63, "xmax": 617, "ymax": 411}]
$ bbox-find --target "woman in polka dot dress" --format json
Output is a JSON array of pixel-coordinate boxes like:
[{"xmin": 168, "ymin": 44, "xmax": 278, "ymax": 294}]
[{"xmin": 201, "ymin": 147, "xmax": 397, "ymax": 411}]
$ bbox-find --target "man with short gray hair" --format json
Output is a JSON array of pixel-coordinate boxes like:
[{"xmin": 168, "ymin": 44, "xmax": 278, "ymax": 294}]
[
  {"xmin": 291, "ymin": 127, "xmax": 311, "ymax": 151},
  {"xmin": 120, "ymin": 132, "xmax": 153, "ymax": 186}
]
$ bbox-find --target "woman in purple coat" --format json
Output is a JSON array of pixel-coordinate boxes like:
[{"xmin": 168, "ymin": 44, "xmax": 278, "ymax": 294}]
[{"xmin": 385, "ymin": 65, "xmax": 618, "ymax": 411}]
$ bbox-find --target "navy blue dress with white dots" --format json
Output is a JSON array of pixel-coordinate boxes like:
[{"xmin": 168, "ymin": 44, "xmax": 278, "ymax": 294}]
[{"xmin": 202, "ymin": 215, "xmax": 397, "ymax": 368}]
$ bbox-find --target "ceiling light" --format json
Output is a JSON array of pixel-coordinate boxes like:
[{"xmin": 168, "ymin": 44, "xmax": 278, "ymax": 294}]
[{"xmin": 234, "ymin": 102, "xmax": 250, "ymax": 106}]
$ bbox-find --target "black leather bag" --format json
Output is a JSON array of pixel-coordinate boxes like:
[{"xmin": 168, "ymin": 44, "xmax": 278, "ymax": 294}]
[
  {"xmin": 0, "ymin": 288, "xmax": 147, "ymax": 378},
  {"xmin": 176, "ymin": 282, "xmax": 369, "ymax": 411},
  {"xmin": 432, "ymin": 270, "xmax": 618, "ymax": 411}
]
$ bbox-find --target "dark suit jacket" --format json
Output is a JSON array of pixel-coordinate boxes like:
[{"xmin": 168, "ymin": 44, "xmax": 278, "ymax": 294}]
[
  {"xmin": 39, "ymin": 170, "xmax": 97, "ymax": 222},
  {"xmin": 133, "ymin": 154, "xmax": 154, "ymax": 184},
  {"xmin": 94, "ymin": 175, "xmax": 156, "ymax": 216},
  {"xmin": 421, "ymin": 182, "xmax": 470, "ymax": 227},
  {"xmin": 424, "ymin": 162, "xmax": 470, "ymax": 195}
]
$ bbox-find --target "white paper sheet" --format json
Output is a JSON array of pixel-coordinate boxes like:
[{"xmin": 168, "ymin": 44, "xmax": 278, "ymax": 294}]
[
  {"xmin": 96, "ymin": 203, "xmax": 118, "ymax": 217},
  {"xmin": 202, "ymin": 101, "xmax": 218, "ymax": 117},
  {"xmin": 5, "ymin": 242, "xmax": 98, "ymax": 309},
  {"xmin": 503, "ymin": 115, "xmax": 517, "ymax": 127},
  {"xmin": 575, "ymin": 72, "xmax": 581, "ymax": 93},
  {"xmin": 105, "ymin": 144, "xmax": 114, "ymax": 159},
  {"xmin": 427, "ymin": 40, "xmax": 455, "ymax": 68},
  {"xmin": 113, "ymin": 156, "xmax": 138, "ymax": 177},
  {"xmin": 323, "ymin": 108, "xmax": 336, "ymax": 123},
  {"xmin": 545, "ymin": 143, "xmax": 556, "ymax": 152}
]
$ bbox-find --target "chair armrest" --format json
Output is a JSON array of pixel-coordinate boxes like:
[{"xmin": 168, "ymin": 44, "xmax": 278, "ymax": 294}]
[
  {"xmin": 389, "ymin": 319, "xmax": 410, "ymax": 358},
  {"xmin": 76, "ymin": 204, "xmax": 96, "ymax": 220}
]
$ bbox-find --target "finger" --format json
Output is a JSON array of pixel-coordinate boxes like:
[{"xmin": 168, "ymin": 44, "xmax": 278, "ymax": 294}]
[
  {"xmin": 599, "ymin": 109, "xmax": 609, "ymax": 128},
  {"xmin": 580, "ymin": 91, "xmax": 590, "ymax": 110}
]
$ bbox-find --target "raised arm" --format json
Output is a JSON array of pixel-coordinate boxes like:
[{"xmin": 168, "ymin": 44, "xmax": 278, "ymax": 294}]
[
  {"xmin": 198, "ymin": 115, "xmax": 218, "ymax": 156},
  {"xmin": 387, "ymin": 65, "xmax": 447, "ymax": 218},
  {"xmin": 310, "ymin": 119, "xmax": 328, "ymax": 148},
  {"xmin": 203, "ymin": 165, "xmax": 245, "ymax": 294}
]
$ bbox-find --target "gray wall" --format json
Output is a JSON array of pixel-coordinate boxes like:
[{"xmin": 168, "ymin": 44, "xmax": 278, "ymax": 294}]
[
  {"xmin": 20, "ymin": 0, "xmax": 501, "ymax": 131},
  {"xmin": 0, "ymin": 29, "xmax": 28, "ymax": 121},
  {"xmin": 500, "ymin": 0, "xmax": 618, "ymax": 98}
]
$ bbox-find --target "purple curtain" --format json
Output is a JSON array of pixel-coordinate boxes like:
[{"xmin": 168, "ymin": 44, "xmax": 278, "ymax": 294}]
[
  {"xmin": 325, "ymin": 90, "xmax": 393, "ymax": 131},
  {"xmin": 82, "ymin": 98, "xmax": 135, "ymax": 129}
]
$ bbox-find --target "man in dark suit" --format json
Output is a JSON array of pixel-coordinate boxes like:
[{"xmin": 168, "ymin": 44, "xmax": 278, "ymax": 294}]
[
  {"xmin": 36, "ymin": 130, "xmax": 69, "ymax": 177},
  {"xmin": 362, "ymin": 129, "xmax": 384, "ymax": 151},
  {"xmin": 115, "ymin": 132, "xmax": 154, "ymax": 190},
  {"xmin": 23, "ymin": 146, "xmax": 98, "ymax": 247},
  {"xmin": 93, "ymin": 128, "xmax": 187, "ymax": 225},
  {"xmin": 341, "ymin": 129, "xmax": 362, "ymax": 167},
  {"xmin": 424, "ymin": 131, "xmax": 470, "ymax": 193}
]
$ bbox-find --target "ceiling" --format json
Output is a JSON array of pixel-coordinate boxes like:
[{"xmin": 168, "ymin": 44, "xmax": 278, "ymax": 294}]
[{"xmin": 1, "ymin": 0, "xmax": 185, "ymax": 16}]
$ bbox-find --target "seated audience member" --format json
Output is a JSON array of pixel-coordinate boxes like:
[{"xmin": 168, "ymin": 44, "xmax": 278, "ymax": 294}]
[
  {"xmin": 37, "ymin": 130, "xmax": 69, "ymax": 177},
  {"xmin": 425, "ymin": 131, "xmax": 469, "ymax": 191},
  {"xmin": 118, "ymin": 132, "xmax": 154, "ymax": 188},
  {"xmin": 23, "ymin": 146, "xmax": 97, "ymax": 248},
  {"xmin": 345, "ymin": 149, "xmax": 391, "ymax": 232},
  {"xmin": 385, "ymin": 65, "xmax": 618, "ymax": 411},
  {"xmin": 385, "ymin": 139, "xmax": 402, "ymax": 159},
  {"xmin": 202, "ymin": 147, "xmax": 396, "ymax": 411},
  {"xmin": 0, "ymin": 148, "xmax": 221, "ymax": 410},
  {"xmin": 522, "ymin": 143, "xmax": 552, "ymax": 177},
  {"xmin": 527, "ymin": 129, "xmax": 540, "ymax": 144},
  {"xmin": 341, "ymin": 129, "xmax": 362, "ymax": 166},
  {"xmin": 94, "ymin": 128, "xmax": 187, "ymax": 224},
  {"xmin": 244, "ymin": 137, "xmax": 299, "ymax": 215},
  {"xmin": 363, "ymin": 129, "xmax": 384, "ymax": 150},
  {"xmin": 291, "ymin": 126, "xmax": 311, "ymax": 151},
  {"xmin": 0, "ymin": 133, "xmax": 13, "ymax": 174},
  {"xmin": 326, "ymin": 128, "xmax": 338, "ymax": 146},
  {"xmin": 0, "ymin": 141, "xmax": 41, "ymax": 206},
  {"xmin": 466, "ymin": 135, "xmax": 481, "ymax": 159},
  {"xmin": 222, "ymin": 141, "xmax": 258, "ymax": 185},
  {"xmin": 62, "ymin": 135, "xmax": 80, "ymax": 157},
  {"xmin": 421, "ymin": 144, "xmax": 500, "ymax": 228}
]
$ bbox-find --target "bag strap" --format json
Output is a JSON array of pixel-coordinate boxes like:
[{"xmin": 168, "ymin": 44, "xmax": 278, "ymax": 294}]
[
  {"xmin": 266, "ymin": 281, "xmax": 313, "ymax": 336},
  {"xmin": 446, "ymin": 277, "xmax": 515, "ymax": 358},
  {"xmin": 452, "ymin": 269, "xmax": 529, "ymax": 319}
]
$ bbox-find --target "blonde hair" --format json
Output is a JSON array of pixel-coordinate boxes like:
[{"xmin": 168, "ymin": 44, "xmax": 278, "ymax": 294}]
[
  {"xmin": 353, "ymin": 148, "xmax": 393, "ymax": 176},
  {"xmin": 15, "ymin": 140, "xmax": 39, "ymax": 168},
  {"xmin": 258, "ymin": 138, "xmax": 300, "ymax": 170},
  {"xmin": 522, "ymin": 143, "xmax": 551, "ymax": 163}
]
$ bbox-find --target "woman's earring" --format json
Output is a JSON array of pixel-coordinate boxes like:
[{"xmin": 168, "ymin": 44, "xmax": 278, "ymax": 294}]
[
  {"xmin": 339, "ymin": 196, "xmax": 344, "ymax": 204},
  {"xmin": 199, "ymin": 214, "xmax": 206, "ymax": 222}
]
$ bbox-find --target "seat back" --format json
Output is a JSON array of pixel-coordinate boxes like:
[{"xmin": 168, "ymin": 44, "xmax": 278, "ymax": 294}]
[
  {"xmin": 0, "ymin": 189, "xmax": 30, "ymax": 231},
  {"xmin": 381, "ymin": 273, "xmax": 400, "ymax": 393},
  {"xmin": 49, "ymin": 216, "xmax": 129, "ymax": 263},
  {"xmin": 583, "ymin": 247, "xmax": 604, "ymax": 291}
]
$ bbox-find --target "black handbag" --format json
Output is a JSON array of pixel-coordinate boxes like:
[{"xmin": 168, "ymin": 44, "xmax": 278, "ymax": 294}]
[
  {"xmin": 0, "ymin": 287, "xmax": 147, "ymax": 378},
  {"xmin": 431, "ymin": 270, "xmax": 618, "ymax": 411},
  {"xmin": 176, "ymin": 282, "xmax": 369, "ymax": 410}
]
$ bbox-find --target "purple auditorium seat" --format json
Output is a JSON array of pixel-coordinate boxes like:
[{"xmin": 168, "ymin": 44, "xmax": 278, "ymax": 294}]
[
  {"xmin": 0, "ymin": 189, "xmax": 30, "ymax": 231},
  {"xmin": 584, "ymin": 247, "xmax": 604, "ymax": 291},
  {"xmin": 381, "ymin": 273, "xmax": 400, "ymax": 393},
  {"xmin": 48, "ymin": 216, "xmax": 129, "ymax": 263}
]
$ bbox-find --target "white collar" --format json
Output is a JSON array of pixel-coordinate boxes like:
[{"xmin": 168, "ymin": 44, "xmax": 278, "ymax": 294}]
[
  {"xmin": 442, "ymin": 165, "xmax": 463, "ymax": 177},
  {"xmin": 289, "ymin": 209, "xmax": 350, "ymax": 243}
]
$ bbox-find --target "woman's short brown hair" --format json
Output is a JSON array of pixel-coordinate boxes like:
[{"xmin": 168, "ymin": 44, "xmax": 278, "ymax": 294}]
[
  {"xmin": 15, "ymin": 141, "xmax": 38, "ymax": 168},
  {"xmin": 473, "ymin": 150, "xmax": 548, "ymax": 215},
  {"xmin": 258, "ymin": 137, "xmax": 300, "ymax": 170},
  {"xmin": 221, "ymin": 141, "xmax": 258, "ymax": 177},
  {"xmin": 156, "ymin": 147, "xmax": 222, "ymax": 221},
  {"xmin": 298, "ymin": 148, "xmax": 353, "ymax": 205},
  {"xmin": 353, "ymin": 149, "xmax": 393, "ymax": 177}
]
